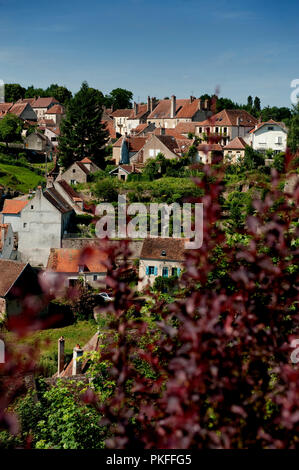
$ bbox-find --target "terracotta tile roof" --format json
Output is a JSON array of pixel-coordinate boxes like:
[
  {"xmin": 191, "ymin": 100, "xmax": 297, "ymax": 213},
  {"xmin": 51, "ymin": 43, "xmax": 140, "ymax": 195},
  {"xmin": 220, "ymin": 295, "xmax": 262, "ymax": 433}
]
[
  {"xmin": 155, "ymin": 135, "xmax": 193, "ymax": 156},
  {"xmin": 197, "ymin": 143, "xmax": 223, "ymax": 151},
  {"xmin": 176, "ymin": 99, "xmax": 202, "ymax": 118},
  {"xmin": 47, "ymin": 248, "xmax": 108, "ymax": 273},
  {"xmin": 111, "ymin": 108, "xmax": 134, "ymax": 118},
  {"xmin": 43, "ymin": 188, "xmax": 73, "ymax": 214},
  {"xmin": 0, "ymin": 103, "xmax": 13, "ymax": 114},
  {"xmin": 0, "ymin": 259, "xmax": 27, "ymax": 297},
  {"xmin": 224, "ymin": 137, "xmax": 247, "ymax": 150},
  {"xmin": 18, "ymin": 98, "xmax": 35, "ymax": 105},
  {"xmin": 45, "ymin": 104, "xmax": 64, "ymax": 115},
  {"xmin": 9, "ymin": 103, "xmax": 28, "ymax": 117},
  {"xmin": 0, "ymin": 224, "xmax": 10, "ymax": 250},
  {"xmin": 175, "ymin": 121, "xmax": 204, "ymax": 134},
  {"xmin": 56, "ymin": 179, "xmax": 83, "ymax": 202},
  {"xmin": 32, "ymin": 97, "xmax": 59, "ymax": 108},
  {"xmin": 113, "ymin": 136, "xmax": 147, "ymax": 152},
  {"xmin": 148, "ymin": 99, "xmax": 189, "ymax": 119},
  {"xmin": 249, "ymin": 120, "xmax": 287, "ymax": 134},
  {"xmin": 81, "ymin": 157, "xmax": 92, "ymax": 163},
  {"xmin": 2, "ymin": 199, "xmax": 28, "ymax": 214},
  {"xmin": 201, "ymin": 109, "xmax": 257, "ymax": 128},
  {"xmin": 140, "ymin": 238, "xmax": 186, "ymax": 261},
  {"xmin": 102, "ymin": 120, "xmax": 117, "ymax": 139},
  {"xmin": 39, "ymin": 119, "xmax": 56, "ymax": 127},
  {"xmin": 128, "ymin": 104, "xmax": 149, "ymax": 120},
  {"xmin": 153, "ymin": 128, "xmax": 186, "ymax": 139},
  {"xmin": 132, "ymin": 123, "xmax": 147, "ymax": 134}
]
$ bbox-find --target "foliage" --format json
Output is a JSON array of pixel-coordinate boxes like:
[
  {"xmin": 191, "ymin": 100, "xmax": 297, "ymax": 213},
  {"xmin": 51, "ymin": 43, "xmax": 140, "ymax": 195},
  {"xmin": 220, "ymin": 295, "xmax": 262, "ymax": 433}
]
[
  {"xmin": 243, "ymin": 145, "xmax": 265, "ymax": 170},
  {"xmin": 58, "ymin": 81, "xmax": 108, "ymax": 168},
  {"xmin": 153, "ymin": 275, "xmax": 179, "ymax": 294},
  {"xmin": 4, "ymin": 83, "xmax": 26, "ymax": 102},
  {"xmin": 70, "ymin": 280, "xmax": 97, "ymax": 321},
  {"xmin": 287, "ymin": 103, "xmax": 299, "ymax": 154},
  {"xmin": 0, "ymin": 114, "xmax": 23, "ymax": 147},
  {"xmin": 95, "ymin": 177, "xmax": 119, "ymax": 202},
  {"xmin": 104, "ymin": 88, "xmax": 133, "ymax": 110}
]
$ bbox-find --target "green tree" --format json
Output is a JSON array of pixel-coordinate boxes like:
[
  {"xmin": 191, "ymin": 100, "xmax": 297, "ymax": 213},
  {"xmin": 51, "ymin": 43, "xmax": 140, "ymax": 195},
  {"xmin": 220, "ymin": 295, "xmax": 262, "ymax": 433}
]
[
  {"xmin": 25, "ymin": 86, "xmax": 47, "ymax": 98},
  {"xmin": 0, "ymin": 113, "xmax": 23, "ymax": 147},
  {"xmin": 45, "ymin": 84, "xmax": 73, "ymax": 104},
  {"xmin": 58, "ymin": 81, "xmax": 108, "ymax": 168},
  {"xmin": 247, "ymin": 95, "xmax": 253, "ymax": 109},
  {"xmin": 287, "ymin": 103, "xmax": 299, "ymax": 154},
  {"xmin": 253, "ymin": 96, "xmax": 261, "ymax": 113},
  {"xmin": 4, "ymin": 83, "xmax": 26, "ymax": 102},
  {"xmin": 243, "ymin": 145, "xmax": 265, "ymax": 170},
  {"xmin": 105, "ymin": 88, "xmax": 133, "ymax": 109}
]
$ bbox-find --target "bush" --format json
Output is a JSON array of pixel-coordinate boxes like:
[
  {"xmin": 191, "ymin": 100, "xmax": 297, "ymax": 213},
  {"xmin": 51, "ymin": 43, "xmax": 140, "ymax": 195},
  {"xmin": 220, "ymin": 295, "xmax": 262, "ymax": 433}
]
[{"xmin": 95, "ymin": 178, "xmax": 118, "ymax": 202}]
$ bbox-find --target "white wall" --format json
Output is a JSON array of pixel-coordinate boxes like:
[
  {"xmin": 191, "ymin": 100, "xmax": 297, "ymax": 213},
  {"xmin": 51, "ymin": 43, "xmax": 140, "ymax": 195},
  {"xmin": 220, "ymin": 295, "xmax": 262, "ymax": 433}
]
[
  {"xmin": 138, "ymin": 258, "xmax": 183, "ymax": 289},
  {"xmin": 251, "ymin": 124, "xmax": 287, "ymax": 153},
  {"xmin": 0, "ymin": 224, "xmax": 13, "ymax": 259},
  {"xmin": 2, "ymin": 213, "xmax": 23, "ymax": 233}
]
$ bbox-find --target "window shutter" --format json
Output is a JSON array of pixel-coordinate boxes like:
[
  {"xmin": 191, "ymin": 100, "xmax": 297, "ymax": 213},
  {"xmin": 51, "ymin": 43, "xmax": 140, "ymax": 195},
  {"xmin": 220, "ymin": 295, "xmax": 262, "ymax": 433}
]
[
  {"xmin": 146, "ymin": 266, "xmax": 149, "ymax": 275},
  {"xmin": 177, "ymin": 268, "xmax": 181, "ymax": 276},
  {"xmin": 154, "ymin": 267, "xmax": 158, "ymax": 276}
]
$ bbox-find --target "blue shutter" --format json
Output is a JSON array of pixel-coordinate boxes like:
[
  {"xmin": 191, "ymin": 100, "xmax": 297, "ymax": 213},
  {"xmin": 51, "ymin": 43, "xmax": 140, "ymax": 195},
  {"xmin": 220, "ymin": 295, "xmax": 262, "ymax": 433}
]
[
  {"xmin": 177, "ymin": 268, "xmax": 181, "ymax": 276},
  {"xmin": 146, "ymin": 266, "xmax": 149, "ymax": 275},
  {"xmin": 154, "ymin": 267, "xmax": 158, "ymax": 276}
]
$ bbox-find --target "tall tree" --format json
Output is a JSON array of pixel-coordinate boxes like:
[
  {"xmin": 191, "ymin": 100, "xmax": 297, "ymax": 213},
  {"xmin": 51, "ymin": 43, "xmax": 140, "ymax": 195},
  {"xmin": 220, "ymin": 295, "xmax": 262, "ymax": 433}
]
[
  {"xmin": 247, "ymin": 95, "xmax": 253, "ymax": 109},
  {"xmin": 253, "ymin": 96, "xmax": 261, "ymax": 113},
  {"xmin": 104, "ymin": 88, "xmax": 133, "ymax": 109},
  {"xmin": 58, "ymin": 81, "xmax": 108, "ymax": 168},
  {"xmin": 45, "ymin": 84, "xmax": 73, "ymax": 104},
  {"xmin": 4, "ymin": 84, "xmax": 26, "ymax": 102},
  {"xmin": 0, "ymin": 114, "xmax": 23, "ymax": 148},
  {"xmin": 287, "ymin": 103, "xmax": 299, "ymax": 153}
]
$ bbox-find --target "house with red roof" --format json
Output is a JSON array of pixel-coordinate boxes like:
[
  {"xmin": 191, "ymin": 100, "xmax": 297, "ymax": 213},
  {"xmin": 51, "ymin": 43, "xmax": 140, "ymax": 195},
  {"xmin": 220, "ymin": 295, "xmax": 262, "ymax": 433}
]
[
  {"xmin": 45, "ymin": 247, "xmax": 108, "ymax": 289},
  {"xmin": 247, "ymin": 120, "xmax": 287, "ymax": 154},
  {"xmin": 223, "ymin": 137, "xmax": 248, "ymax": 163},
  {"xmin": 112, "ymin": 136, "xmax": 147, "ymax": 165},
  {"xmin": 44, "ymin": 104, "xmax": 65, "ymax": 126},
  {"xmin": 32, "ymin": 97, "xmax": 59, "ymax": 120},
  {"xmin": 131, "ymin": 133, "xmax": 193, "ymax": 164},
  {"xmin": 0, "ymin": 101, "xmax": 37, "ymax": 121},
  {"xmin": 60, "ymin": 158, "xmax": 100, "ymax": 185},
  {"xmin": 1, "ymin": 199, "xmax": 29, "ymax": 232},
  {"xmin": 147, "ymin": 95, "xmax": 212, "ymax": 129}
]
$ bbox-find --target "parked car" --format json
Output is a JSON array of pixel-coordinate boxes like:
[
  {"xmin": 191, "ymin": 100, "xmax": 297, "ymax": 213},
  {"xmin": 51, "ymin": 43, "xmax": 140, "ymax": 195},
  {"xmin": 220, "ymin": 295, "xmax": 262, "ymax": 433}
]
[{"xmin": 98, "ymin": 292, "xmax": 113, "ymax": 302}]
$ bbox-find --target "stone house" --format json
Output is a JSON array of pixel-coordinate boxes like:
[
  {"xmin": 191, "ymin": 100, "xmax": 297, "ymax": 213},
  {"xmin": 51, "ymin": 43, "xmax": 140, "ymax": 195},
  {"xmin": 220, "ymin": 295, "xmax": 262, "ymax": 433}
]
[
  {"xmin": 112, "ymin": 97, "xmax": 156, "ymax": 136},
  {"xmin": 60, "ymin": 158, "xmax": 100, "ymax": 185},
  {"xmin": 112, "ymin": 136, "xmax": 147, "ymax": 165},
  {"xmin": 131, "ymin": 133, "xmax": 193, "ymax": 164},
  {"xmin": 32, "ymin": 97, "xmax": 59, "ymax": 120},
  {"xmin": 109, "ymin": 164, "xmax": 143, "ymax": 181},
  {"xmin": 45, "ymin": 247, "xmax": 108, "ymax": 289},
  {"xmin": 111, "ymin": 109, "xmax": 134, "ymax": 136},
  {"xmin": 7, "ymin": 102, "xmax": 37, "ymax": 121},
  {"xmin": 196, "ymin": 109, "xmax": 257, "ymax": 146},
  {"xmin": 247, "ymin": 120, "xmax": 288, "ymax": 154},
  {"xmin": 223, "ymin": 137, "xmax": 247, "ymax": 163},
  {"xmin": 0, "ymin": 259, "xmax": 43, "ymax": 320},
  {"xmin": 44, "ymin": 104, "xmax": 65, "ymax": 126},
  {"xmin": 25, "ymin": 131, "xmax": 52, "ymax": 153},
  {"xmin": 138, "ymin": 238, "xmax": 185, "ymax": 290},
  {"xmin": 51, "ymin": 179, "xmax": 84, "ymax": 213},
  {"xmin": 18, "ymin": 186, "xmax": 74, "ymax": 267},
  {"xmin": 0, "ymin": 223, "xmax": 13, "ymax": 259},
  {"xmin": 43, "ymin": 126, "xmax": 60, "ymax": 147},
  {"xmin": 195, "ymin": 143, "xmax": 223, "ymax": 164},
  {"xmin": 1, "ymin": 199, "xmax": 29, "ymax": 232},
  {"xmin": 147, "ymin": 95, "xmax": 212, "ymax": 129}
]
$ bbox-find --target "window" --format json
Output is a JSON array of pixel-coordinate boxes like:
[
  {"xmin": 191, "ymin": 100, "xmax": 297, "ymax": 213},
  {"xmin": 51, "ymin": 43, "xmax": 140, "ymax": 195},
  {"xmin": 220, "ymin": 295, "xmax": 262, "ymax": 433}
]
[
  {"xmin": 73, "ymin": 169, "xmax": 76, "ymax": 173},
  {"xmin": 149, "ymin": 149, "xmax": 154, "ymax": 157},
  {"xmin": 276, "ymin": 136, "xmax": 282, "ymax": 144},
  {"xmin": 31, "ymin": 205, "xmax": 34, "ymax": 210},
  {"xmin": 146, "ymin": 266, "xmax": 157, "ymax": 275},
  {"xmin": 23, "ymin": 223, "xmax": 27, "ymax": 228},
  {"xmin": 172, "ymin": 267, "xmax": 181, "ymax": 277},
  {"xmin": 268, "ymin": 126, "xmax": 274, "ymax": 131},
  {"xmin": 78, "ymin": 265, "xmax": 84, "ymax": 272},
  {"xmin": 93, "ymin": 275, "xmax": 98, "ymax": 281},
  {"xmin": 71, "ymin": 179, "xmax": 76, "ymax": 185},
  {"xmin": 162, "ymin": 267, "xmax": 169, "ymax": 278},
  {"xmin": 120, "ymin": 175, "xmax": 126, "ymax": 180},
  {"xmin": 161, "ymin": 250, "xmax": 166, "ymax": 256},
  {"xmin": 149, "ymin": 266, "xmax": 155, "ymax": 275},
  {"xmin": 215, "ymin": 127, "xmax": 219, "ymax": 133}
]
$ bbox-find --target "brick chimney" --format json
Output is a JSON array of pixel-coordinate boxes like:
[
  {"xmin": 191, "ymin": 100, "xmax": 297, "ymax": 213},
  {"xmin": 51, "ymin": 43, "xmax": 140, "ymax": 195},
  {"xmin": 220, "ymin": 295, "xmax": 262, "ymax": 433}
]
[
  {"xmin": 170, "ymin": 95, "xmax": 176, "ymax": 118},
  {"xmin": 133, "ymin": 102, "xmax": 138, "ymax": 115},
  {"xmin": 72, "ymin": 344, "xmax": 83, "ymax": 376},
  {"xmin": 198, "ymin": 100, "xmax": 203, "ymax": 111},
  {"xmin": 204, "ymin": 99, "xmax": 209, "ymax": 110},
  {"xmin": 58, "ymin": 336, "xmax": 65, "ymax": 376},
  {"xmin": 147, "ymin": 96, "xmax": 151, "ymax": 112}
]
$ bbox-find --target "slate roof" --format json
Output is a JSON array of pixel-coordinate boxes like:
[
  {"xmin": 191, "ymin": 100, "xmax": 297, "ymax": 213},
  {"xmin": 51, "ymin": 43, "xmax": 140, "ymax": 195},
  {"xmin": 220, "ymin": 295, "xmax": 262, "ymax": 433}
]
[
  {"xmin": 2, "ymin": 199, "xmax": 28, "ymax": 214},
  {"xmin": 43, "ymin": 187, "xmax": 73, "ymax": 214},
  {"xmin": 0, "ymin": 259, "xmax": 27, "ymax": 297},
  {"xmin": 140, "ymin": 238, "xmax": 186, "ymax": 261}
]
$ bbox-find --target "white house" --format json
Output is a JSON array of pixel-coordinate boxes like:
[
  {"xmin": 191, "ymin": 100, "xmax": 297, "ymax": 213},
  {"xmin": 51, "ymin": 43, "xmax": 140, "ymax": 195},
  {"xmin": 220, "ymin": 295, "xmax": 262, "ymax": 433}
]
[
  {"xmin": 18, "ymin": 186, "xmax": 73, "ymax": 267},
  {"xmin": 248, "ymin": 120, "xmax": 288, "ymax": 154},
  {"xmin": 1, "ymin": 199, "xmax": 29, "ymax": 233},
  {"xmin": 138, "ymin": 238, "xmax": 185, "ymax": 290}
]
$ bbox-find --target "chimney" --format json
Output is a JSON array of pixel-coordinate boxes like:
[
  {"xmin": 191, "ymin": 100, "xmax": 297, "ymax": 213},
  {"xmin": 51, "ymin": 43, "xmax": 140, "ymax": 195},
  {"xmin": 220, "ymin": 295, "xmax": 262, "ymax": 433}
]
[
  {"xmin": 46, "ymin": 175, "xmax": 54, "ymax": 188},
  {"xmin": 147, "ymin": 96, "xmax": 151, "ymax": 112},
  {"xmin": 58, "ymin": 336, "xmax": 65, "ymax": 376},
  {"xmin": 133, "ymin": 102, "xmax": 137, "ymax": 115},
  {"xmin": 72, "ymin": 344, "xmax": 83, "ymax": 376},
  {"xmin": 198, "ymin": 100, "xmax": 203, "ymax": 111},
  {"xmin": 170, "ymin": 95, "xmax": 176, "ymax": 118},
  {"xmin": 190, "ymin": 96, "xmax": 195, "ymax": 103},
  {"xmin": 36, "ymin": 186, "xmax": 42, "ymax": 199},
  {"xmin": 204, "ymin": 99, "xmax": 209, "ymax": 110}
]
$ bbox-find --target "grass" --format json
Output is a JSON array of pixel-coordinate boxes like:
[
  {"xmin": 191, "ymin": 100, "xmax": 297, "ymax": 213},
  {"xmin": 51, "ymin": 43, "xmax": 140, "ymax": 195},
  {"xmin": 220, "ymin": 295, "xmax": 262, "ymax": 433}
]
[
  {"xmin": 0, "ymin": 162, "xmax": 44, "ymax": 193},
  {"xmin": 3, "ymin": 320, "xmax": 97, "ymax": 360}
]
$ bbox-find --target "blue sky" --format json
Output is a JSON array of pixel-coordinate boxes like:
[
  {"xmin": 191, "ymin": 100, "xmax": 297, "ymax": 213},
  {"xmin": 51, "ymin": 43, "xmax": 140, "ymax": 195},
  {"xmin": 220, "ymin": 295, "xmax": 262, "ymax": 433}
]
[{"xmin": 0, "ymin": 0, "xmax": 298, "ymax": 107}]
